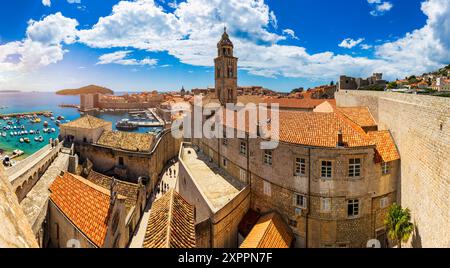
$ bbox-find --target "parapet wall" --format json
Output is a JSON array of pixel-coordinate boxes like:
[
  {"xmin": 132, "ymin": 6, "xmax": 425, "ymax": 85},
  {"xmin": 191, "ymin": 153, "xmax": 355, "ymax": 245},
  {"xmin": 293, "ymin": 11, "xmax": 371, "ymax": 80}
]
[
  {"xmin": 336, "ymin": 90, "xmax": 450, "ymax": 248},
  {"xmin": 0, "ymin": 165, "xmax": 38, "ymax": 248}
]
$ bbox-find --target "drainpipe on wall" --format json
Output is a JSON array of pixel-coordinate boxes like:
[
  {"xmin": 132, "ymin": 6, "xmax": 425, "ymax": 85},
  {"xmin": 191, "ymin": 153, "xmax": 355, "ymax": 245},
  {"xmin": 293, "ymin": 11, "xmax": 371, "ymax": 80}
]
[{"xmin": 305, "ymin": 147, "xmax": 311, "ymax": 248}]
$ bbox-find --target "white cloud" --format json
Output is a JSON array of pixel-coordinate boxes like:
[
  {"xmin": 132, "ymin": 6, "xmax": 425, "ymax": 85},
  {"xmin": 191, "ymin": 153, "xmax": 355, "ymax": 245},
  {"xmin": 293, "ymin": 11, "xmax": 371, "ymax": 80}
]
[
  {"xmin": 368, "ymin": 0, "xmax": 393, "ymax": 16},
  {"xmin": 42, "ymin": 0, "xmax": 51, "ymax": 7},
  {"xmin": 338, "ymin": 38, "xmax": 365, "ymax": 49},
  {"xmin": 282, "ymin": 29, "xmax": 298, "ymax": 40},
  {"xmin": 97, "ymin": 50, "xmax": 158, "ymax": 66},
  {"xmin": 0, "ymin": 12, "xmax": 78, "ymax": 73},
  {"xmin": 360, "ymin": 44, "xmax": 373, "ymax": 50},
  {"xmin": 75, "ymin": 0, "xmax": 450, "ymax": 81},
  {"xmin": 67, "ymin": 0, "xmax": 82, "ymax": 3},
  {"xmin": 3, "ymin": 0, "xmax": 450, "ymax": 89},
  {"xmin": 26, "ymin": 12, "xmax": 79, "ymax": 45},
  {"xmin": 375, "ymin": 0, "xmax": 450, "ymax": 75}
]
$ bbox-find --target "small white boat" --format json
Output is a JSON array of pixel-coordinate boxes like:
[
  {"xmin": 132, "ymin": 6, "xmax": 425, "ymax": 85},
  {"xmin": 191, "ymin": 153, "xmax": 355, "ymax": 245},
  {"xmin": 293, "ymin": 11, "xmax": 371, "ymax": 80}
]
[
  {"xmin": 51, "ymin": 128, "xmax": 56, "ymax": 133},
  {"xmin": 13, "ymin": 149, "xmax": 24, "ymax": 156},
  {"xmin": 34, "ymin": 136, "xmax": 39, "ymax": 141},
  {"xmin": 19, "ymin": 138, "xmax": 24, "ymax": 143},
  {"xmin": 29, "ymin": 130, "xmax": 35, "ymax": 134},
  {"xmin": 1, "ymin": 132, "xmax": 6, "ymax": 137},
  {"xmin": 38, "ymin": 136, "xmax": 44, "ymax": 142}
]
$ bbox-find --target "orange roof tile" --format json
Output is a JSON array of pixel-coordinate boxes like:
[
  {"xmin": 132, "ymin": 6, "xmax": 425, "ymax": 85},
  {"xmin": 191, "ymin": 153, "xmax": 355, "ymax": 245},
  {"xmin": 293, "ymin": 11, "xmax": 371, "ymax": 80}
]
[
  {"xmin": 61, "ymin": 115, "xmax": 111, "ymax": 129},
  {"xmin": 338, "ymin": 107, "xmax": 377, "ymax": 128},
  {"xmin": 368, "ymin": 131, "xmax": 400, "ymax": 163},
  {"xmin": 277, "ymin": 111, "xmax": 373, "ymax": 147},
  {"xmin": 86, "ymin": 171, "xmax": 140, "ymax": 212},
  {"xmin": 49, "ymin": 172, "xmax": 124, "ymax": 247},
  {"xmin": 264, "ymin": 98, "xmax": 336, "ymax": 110},
  {"xmin": 240, "ymin": 212, "xmax": 293, "ymax": 248},
  {"xmin": 97, "ymin": 131, "xmax": 154, "ymax": 152},
  {"xmin": 143, "ymin": 190, "xmax": 196, "ymax": 248},
  {"xmin": 219, "ymin": 109, "xmax": 373, "ymax": 148}
]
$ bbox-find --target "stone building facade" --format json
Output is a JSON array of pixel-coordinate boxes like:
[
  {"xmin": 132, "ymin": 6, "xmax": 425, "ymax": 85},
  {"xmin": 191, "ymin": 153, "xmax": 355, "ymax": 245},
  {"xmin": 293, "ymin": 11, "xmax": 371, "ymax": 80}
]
[
  {"xmin": 193, "ymin": 120, "xmax": 399, "ymax": 248},
  {"xmin": 336, "ymin": 90, "xmax": 450, "ymax": 248}
]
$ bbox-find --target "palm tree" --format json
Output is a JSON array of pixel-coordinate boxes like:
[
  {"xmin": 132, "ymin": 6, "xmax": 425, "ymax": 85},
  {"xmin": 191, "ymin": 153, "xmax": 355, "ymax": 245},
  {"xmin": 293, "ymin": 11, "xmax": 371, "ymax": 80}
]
[{"xmin": 385, "ymin": 203, "xmax": 414, "ymax": 248}]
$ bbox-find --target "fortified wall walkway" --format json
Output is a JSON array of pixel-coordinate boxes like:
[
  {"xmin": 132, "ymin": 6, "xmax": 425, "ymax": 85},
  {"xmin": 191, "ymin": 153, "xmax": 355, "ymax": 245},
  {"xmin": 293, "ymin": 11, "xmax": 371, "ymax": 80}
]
[{"xmin": 20, "ymin": 152, "xmax": 70, "ymax": 236}]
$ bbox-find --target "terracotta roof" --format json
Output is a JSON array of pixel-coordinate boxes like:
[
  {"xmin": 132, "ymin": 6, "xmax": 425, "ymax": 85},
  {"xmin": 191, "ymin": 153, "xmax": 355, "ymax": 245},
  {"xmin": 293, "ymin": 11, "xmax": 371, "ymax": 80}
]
[
  {"xmin": 240, "ymin": 212, "xmax": 293, "ymax": 248},
  {"xmin": 220, "ymin": 109, "xmax": 373, "ymax": 148},
  {"xmin": 86, "ymin": 171, "xmax": 140, "ymax": 212},
  {"xmin": 338, "ymin": 107, "xmax": 377, "ymax": 128},
  {"xmin": 264, "ymin": 98, "xmax": 336, "ymax": 110},
  {"xmin": 49, "ymin": 172, "xmax": 125, "ymax": 247},
  {"xmin": 61, "ymin": 115, "xmax": 111, "ymax": 129},
  {"xmin": 143, "ymin": 190, "xmax": 196, "ymax": 248},
  {"xmin": 97, "ymin": 131, "xmax": 154, "ymax": 152},
  {"xmin": 368, "ymin": 131, "xmax": 400, "ymax": 163}
]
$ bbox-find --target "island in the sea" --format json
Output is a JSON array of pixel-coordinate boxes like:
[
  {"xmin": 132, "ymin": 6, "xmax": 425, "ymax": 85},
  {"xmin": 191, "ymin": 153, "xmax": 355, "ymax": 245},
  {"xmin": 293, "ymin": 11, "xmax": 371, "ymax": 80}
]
[
  {"xmin": 56, "ymin": 85, "xmax": 114, "ymax": 95},
  {"xmin": 0, "ymin": 90, "xmax": 21, "ymax": 93}
]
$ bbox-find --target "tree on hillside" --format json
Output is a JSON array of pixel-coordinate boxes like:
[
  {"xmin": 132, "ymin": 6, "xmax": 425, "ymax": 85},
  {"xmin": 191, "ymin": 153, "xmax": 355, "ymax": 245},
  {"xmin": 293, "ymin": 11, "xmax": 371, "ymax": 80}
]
[
  {"xmin": 385, "ymin": 203, "xmax": 414, "ymax": 248},
  {"xmin": 330, "ymin": 81, "xmax": 334, "ymax": 86}
]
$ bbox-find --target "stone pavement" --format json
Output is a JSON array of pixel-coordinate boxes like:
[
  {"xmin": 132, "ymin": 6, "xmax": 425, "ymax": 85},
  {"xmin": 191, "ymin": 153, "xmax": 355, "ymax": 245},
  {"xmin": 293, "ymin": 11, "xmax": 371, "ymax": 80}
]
[
  {"xmin": 128, "ymin": 160, "xmax": 179, "ymax": 248},
  {"xmin": 20, "ymin": 152, "xmax": 70, "ymax": 232}
]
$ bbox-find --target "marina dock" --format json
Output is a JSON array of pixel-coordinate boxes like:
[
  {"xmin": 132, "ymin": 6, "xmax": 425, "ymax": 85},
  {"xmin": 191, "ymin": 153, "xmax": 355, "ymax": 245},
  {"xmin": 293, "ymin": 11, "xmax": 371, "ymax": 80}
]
[
  {"xmin": 0, "ymin": 111, "xmax": 52, "ymax": 118},
  {"xmin": 128, "ymin": 108, "xmax": 165, "ymax": 127},
  {"xmin": 59, "ymin": 104, "xmax": 80, "ymax": 109}
]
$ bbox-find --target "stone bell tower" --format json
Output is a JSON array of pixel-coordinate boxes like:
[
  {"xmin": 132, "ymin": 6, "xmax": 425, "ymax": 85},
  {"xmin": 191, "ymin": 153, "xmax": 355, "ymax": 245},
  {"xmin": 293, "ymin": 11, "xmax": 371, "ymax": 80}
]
[{"xmin": 215, "ymin": 27, "xmax": 238, "ymax": 105}]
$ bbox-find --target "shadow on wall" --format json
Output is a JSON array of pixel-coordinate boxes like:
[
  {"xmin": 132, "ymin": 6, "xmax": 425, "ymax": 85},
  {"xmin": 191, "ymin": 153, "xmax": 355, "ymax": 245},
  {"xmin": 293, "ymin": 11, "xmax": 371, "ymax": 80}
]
[{"xmin": 411, "ymin": 223, "xmax": 422, "ymax": 248}]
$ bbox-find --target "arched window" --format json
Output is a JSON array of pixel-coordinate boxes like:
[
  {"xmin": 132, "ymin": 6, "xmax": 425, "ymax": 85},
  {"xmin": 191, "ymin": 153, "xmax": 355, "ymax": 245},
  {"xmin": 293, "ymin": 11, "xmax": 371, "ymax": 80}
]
[{"xmin": 228, "ymin": 66, "xmax": 233, "ymax": 78}]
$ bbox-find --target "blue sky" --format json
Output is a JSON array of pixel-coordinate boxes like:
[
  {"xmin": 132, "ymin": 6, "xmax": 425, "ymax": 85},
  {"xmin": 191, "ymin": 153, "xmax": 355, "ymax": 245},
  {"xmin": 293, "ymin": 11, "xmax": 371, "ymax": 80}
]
[{"xmin": 0, "ymin": 0, "xmax": 448, "ymax": 92}]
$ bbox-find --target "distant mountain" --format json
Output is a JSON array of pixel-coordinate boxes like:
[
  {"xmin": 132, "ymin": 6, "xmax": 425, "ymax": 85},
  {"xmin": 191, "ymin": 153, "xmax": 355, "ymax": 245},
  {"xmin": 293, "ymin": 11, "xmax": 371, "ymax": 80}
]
[{"xmin": 56, "ymin": 85, "xmax": 114, "ymax": 95}]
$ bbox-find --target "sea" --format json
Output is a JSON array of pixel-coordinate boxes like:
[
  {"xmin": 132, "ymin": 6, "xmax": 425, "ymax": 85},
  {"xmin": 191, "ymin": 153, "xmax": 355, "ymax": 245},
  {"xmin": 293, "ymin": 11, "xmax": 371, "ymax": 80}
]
[{"xmin": 0, "ymin": 92, "xmax": 161, "ymax": 159}]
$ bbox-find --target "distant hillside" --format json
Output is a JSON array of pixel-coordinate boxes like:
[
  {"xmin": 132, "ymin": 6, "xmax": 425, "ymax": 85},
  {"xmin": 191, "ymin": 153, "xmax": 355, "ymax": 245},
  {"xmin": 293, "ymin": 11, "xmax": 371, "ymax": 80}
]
[{"xmin": 56, "ymin": 85, "xmax": 114, "ymax": 95}]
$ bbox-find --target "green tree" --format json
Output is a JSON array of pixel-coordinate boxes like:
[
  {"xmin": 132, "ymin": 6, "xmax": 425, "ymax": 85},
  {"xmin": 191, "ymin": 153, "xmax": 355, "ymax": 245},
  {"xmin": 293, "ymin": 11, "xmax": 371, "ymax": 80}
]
[
  {"xmin": 387, "ymin": 82, "xmax": 398, "ymax": 89},
  {"xmin": 385, "ymin": 203, "xmax": 414, "ymax": 248}
]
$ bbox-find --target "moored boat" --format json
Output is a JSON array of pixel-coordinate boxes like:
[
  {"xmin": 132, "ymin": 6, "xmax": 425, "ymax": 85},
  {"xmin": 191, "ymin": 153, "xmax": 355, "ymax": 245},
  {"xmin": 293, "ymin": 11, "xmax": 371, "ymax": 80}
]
[{"xmin": 116, "ymin": 119, "xmax": 138, "ymax": 131}]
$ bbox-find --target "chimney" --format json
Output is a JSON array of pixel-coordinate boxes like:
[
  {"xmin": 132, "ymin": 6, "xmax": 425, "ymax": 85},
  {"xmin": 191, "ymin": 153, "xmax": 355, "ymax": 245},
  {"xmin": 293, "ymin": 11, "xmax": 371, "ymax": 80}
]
[
  {"xmin": 337, "ymin": 130, "xmax": 344, "ymax": 147},
  {"xmin": 110, "ymin": 177, "xmax": 118, "ymax": 205}
]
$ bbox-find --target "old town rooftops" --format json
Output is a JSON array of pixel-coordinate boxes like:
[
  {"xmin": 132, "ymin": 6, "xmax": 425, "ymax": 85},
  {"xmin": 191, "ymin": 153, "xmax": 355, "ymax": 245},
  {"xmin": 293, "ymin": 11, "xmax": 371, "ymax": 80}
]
[
  {"xmin": 61, "ymin": 115, "xmax": 111, "ymax": 129},
  {"xmin": 96, "ymin": 131, "xmax": 154, "ymax": 152},
  {"xmin": 143, "ymin": 189, "xmax": 196, "ymax": 248},
  {"xmin": 49, "ymin": 172, "xmax": 126, "ymax": 248},
  {"xmin": 240, "ymin": 212, "xmax": 294, "ymax": 248}
]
